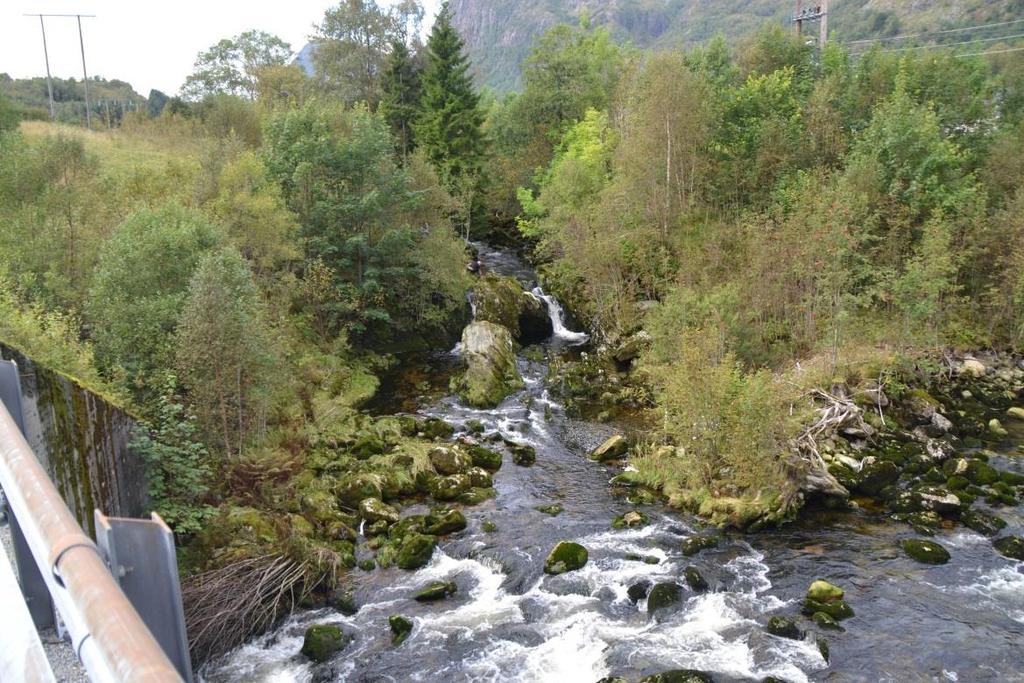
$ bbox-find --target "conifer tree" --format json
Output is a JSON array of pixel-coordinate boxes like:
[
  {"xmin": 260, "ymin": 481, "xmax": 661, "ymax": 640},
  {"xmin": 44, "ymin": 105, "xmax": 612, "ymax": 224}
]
[
  {"xmin": 416, "ymin": 1, "xmax": 486, "ymax": 194},
  {"xmin": 380, "ymin": 39, "xmax": 422, "ymax": 160}
]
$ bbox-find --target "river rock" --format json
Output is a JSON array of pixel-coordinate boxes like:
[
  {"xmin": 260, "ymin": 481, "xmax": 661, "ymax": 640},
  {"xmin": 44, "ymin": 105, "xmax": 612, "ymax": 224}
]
[
  {"xmin": 925, "ymin": 439, "xmax": 956, "ymax": 462},
  {"xmin": 683, "ymin": 566, "xmax": 709, "ymax": 592},
  {"xmin": 413, "ymin": 580, "xmax": 457, "ymax": 601},
  {"xmin": 961, "ymin": 509, "xmax": 1007, "ymax": 536},
  {"xmin": 423, "ymin": 508, "xmax": 467, "ymax": 535},
  {"xmin": 931, "ymin": 412, "xmax": 954, "ymax": 433},
  {"xmin": 466, "ymin": 466, "xmax": 494, "ymax": 488},
  {"xmin": 429, "ymin": 446, "xmax": 472, "ymax": 475},
  {"xmin": 681, "ymin": 535, "xmax": 719, "ymax": 556},
  {"xmin": 612, "ymin": 510, "xmax": 650, "ymax": 529},
  {"xmin": 807, "ymin": 580, "xmax": 844, "ymax": 602},
  {"xmin": 509, "ymin": 442, "xmax": 536, "ymax": 466},
  {"xmin": 966, "ymin": 460, "xmax": 1000, "ymax": 485},
  {"xmin": 647, "ymin": 582, "xmax": 682, "ymax": 613},
  {"xmin": 358, "ymin": 497, "xmax": 399, "ymax": 525},
  {"xmin": 802, "ymin": 580, "xmax": 853, "ymax": 620},
  {"xmin": 389, "ymin": 615, "xmax": 412, "ymax": 645},
  {"xmin": 396, "ymin": 533, "xmax": 436, "ymax": 570},
  {"xmin": 993, "ymin": 536, "xmax": 1024, "ymax": 560},
  {"xmin": 917, "ymin": 488, "xmax": 963, "ymax": 516},
  {"xmin": 961, "ymin": 359, "xmax": 987, "ymax": 377},
  {"xmin": 637, "ymin": 672, "xmax": 714, "ymax": 683},
  {"xmin": 852, "ymin": 460, "xmax": 900, "ymax": 496},
  {"xmin": 428, "ymin": 474, "xmax": 472, "ymax": 501},
  {"xmin": 544, "ymin": 541, "xmax": 589, "ymax": 574},
  {"xmin": 613, "ymin": 331, "xmax": 652, "ymax": 363},
  {"xmin": 519, "ymin": 291, "xmax": 554, "ymax": 344},
  {"xmin": 536, "ymin": 504, "xmax": 564, "ymax": 516},
  {"xmin": 812, "ymin": 611, "xmax": 844, "ymax": 630},
  {"xmin": 628, "ymin": 580, "xmax": 652, "ymax": 603},
  {"xmin": 453, "ymin": 322, "xmax": 524, "ymax": 408},
  {"xmin": 988, "ymin": 419, "xmax": 1009, "ymax": 438},
  {"xmin": 766, "ymin": 616, "xmax": 801, "ymax": 640},
  {"xmin": 300, "ymin": 624, "xmax": 350, "ymax": 663},
  {"xmin": 1006, "ymin": 407, "xmax": 1024, "ymax": 421},
  {"xmin": 328, "ymin": 589, "xmax": 358, "ymax": 615},
  {"xmin": 336, "ymin": 473, "xmax": 384, "ymax": 508},
  {"xmin": 591, "ymin": 435, "xmax": 628, "ymax": 462},
  {"xmin": 457, "ymin": 487, "xmax": 496, "ymax": 505},
  {"xmin": 421, "ymin": 418, "xmax": 455, "ymax": 440},
  {"xmin": 350, "ymin": 433, "xmax": 387, "ymax": 459},
  {"xmin": 465, "ymin": 444, "xmax": 503, "ymax": 471},
  {"xmin": 902, "ymin": 539, "xmax": 951, "ymax": 564}
]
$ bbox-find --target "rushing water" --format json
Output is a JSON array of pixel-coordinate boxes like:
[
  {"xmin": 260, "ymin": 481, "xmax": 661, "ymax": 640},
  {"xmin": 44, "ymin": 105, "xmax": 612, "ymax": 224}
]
[{"xmin": 204, "ymin": 246, "xmax": 1024, "ymax": 683}]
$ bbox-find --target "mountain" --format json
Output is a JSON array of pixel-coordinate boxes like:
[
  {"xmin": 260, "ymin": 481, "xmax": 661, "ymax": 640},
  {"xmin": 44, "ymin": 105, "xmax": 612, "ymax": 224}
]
[{"xmin": 449, "ymin": 0, "xmax": 1024, "ymax": 92}]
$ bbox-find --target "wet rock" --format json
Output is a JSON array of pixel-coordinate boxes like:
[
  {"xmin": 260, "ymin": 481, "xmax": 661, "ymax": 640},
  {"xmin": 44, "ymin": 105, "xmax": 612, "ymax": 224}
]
[
  {"xmin": 536, "ymin": 504, "xmax": 564, "ymax": 516},
  {"xmin": 638, "ymin": 670, "xmax": 714, "ymax": 683},
  {"xmin": 1006, "ymin": 407, "xmax": 1024, "ymax": 421},
  {"xmin": 429, "ymin": 446, "xmax": 473, "ymax": 475},
  {"xmin": 612, "ymin": 510, "xmax": 650, "ymax": 529},
  {"xmin": 544, "ymin": 541, "xmax": 589, "ymax": 575},
  {"xmin": 627, "ymin": 580, "xmax": 652, "ymax": 603},
  {"xmin": 464, "ymin": 419, "xmax": 485, "ymax": 434},
  {"xmin": 421, "ymin": 418, "xmax": 455, "ymax": 440},
  {"xmin": 457, "ymin": 487, "xmax": 497, "ymax": 505},
  {"xmin": 925, "ymin": 439, "xmax": 956, "ymax": 462},
  {"xmin": 961, "ymin": 510, "xmax": 1007, "ymax": 536},
  {"xmin": 300, "ymin": 624, "xmax": 350, "ymax": 663},
  {"xmin": 336, "ymin": 473, "xmax": 384, "ymax": 508},
  {"xmin": 453, "ymin": 322, "xmax": 524, "ymax": 408},
  {"xmin": 917, "ymin": 489, "xmax": 963, "ymax": 516},
  {"xmin": 597, "ymin": 678, "xmax": 628, "ymax": 683},
  {"xmin": 423, "ymin": 508, "xmax": 467, "ymax": 536},
  {"xmin": 966, "ymin": 460, "xmax": 1000, "ymax": 486},
  {"xmin": 481, "ymin": 520, "xmax": 498, "ymax": 532},
  {"xmin": 851, "ymin": 460, "xmax": 900, "ymax": 496},
  {"xmin": 817, "ymin": 638, "xmax": 830, "ymax": 664},
  {"xmin": 509, "ymin": 442, "xmax": 536, "ymax": 466},
  {"xmin": 802, "ymin": 580, "xmax": 853, "ymax": 620},
  {"xmin": 428, "ymin": 474, "xmax": 472, "ymax": 501},
  {"xmin": 683, "ymin": 566, "xmax": 709, "ymax": 592},
  {"xmin": 988, "ymin": 418, "xmax": 1009, "ymax": 438},
  {"xmin": 812, "ymin": 611, "xmax": 844, "ymax": 630},
  {"xmin": 328, "ymin": 589, "xmax": 358, "ymax": 615},
  {"xmin": 466, "ymin": 466, "xmax": 494, "ymax": 488},
  {"xmin": 681, "ymin": 535, "xmax": 719, "ymax": 556},
  {"xmin": 396, "ymin": 533, "xmax": 436, "ymax": 570},
  {"xmin": 413, "ymin": 580, "xmax": 457, "ymax": 602},
  {"xmin": 993, "ymin": 536, "xmax": 1024, "ymax": 561},
  {"xmin": 590, "ymin": 435, "xmax": 628, "ymax": 462},
  {"xmin": 646, "ymin": 582, "xmax": 682, "ymax": 613},
  {"xmin": 358, "ymin": 497, "xmax": 399, "ymax": 525},
  {"xmin": 766, "ymin": 616, "xmax": 801, "ymax": 640},
  {"xmin": 960, "ymin": 359, "xmax": 987, "ymax": 377},
  {"xmin": 807, "ymin": 580, "xmax": 844, "ymax": 603},
  {"xmin": 902, "ymin": 539, "xmax": 951, "ymax": 565},
  {"xmin": 389, "ymin": 515, "xmax": 426, "ymax": 542},
  {"xmin": 465, "ymin": 444, "xmax": 503, "ymax": 471},
  {"xmin": 612, "ymin": 331, "xmax": 651, "ymax": 364},
  {"xmin": 389, "ymin": 615, "xmax": 412, "ymax": 645},
  {"xmin": 931, "ymin": 412, "xmax": 954, "ymax": 433}
]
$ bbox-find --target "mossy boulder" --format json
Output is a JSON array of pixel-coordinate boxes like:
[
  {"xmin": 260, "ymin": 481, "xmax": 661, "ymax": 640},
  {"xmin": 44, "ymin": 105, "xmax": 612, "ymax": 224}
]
[
  {"xmin": 389, "ymin": 615, "xmax": 412, "ymax": 645},
  {"xmin": 300, "ymin": 624, "xmax": 350, "ymax": 663},
  {"xmin": 590, "ymin": 435, "xmax": 628, "ymax": 462},
  {"xmin": 988, "ymin": 418, "xmax": 1009, "ymax": 438},
  {"xmin": 681, "ymin": 535, "xmax": 719, "ymax": 556},
  {"xmin": 612, "ymin": 510, "xmax": 649, "ymax": 529},
  {"xmin": 389, "ymin": 515, "xmax": 426, "ymax": 542},
  {"xmin": 457, "ymin": 486, "xmax": 497, "ymax": 505},
  {"xmin": 472, "ymin": 274, "xmax": 529, "ymax": 337},
  {"xmin": 423, "ymin": 508, "xmax": 467, "ymax": 536},
  {"xmin": 852, "ymin": 461, "xmax": 900, "ymax": 496},
  {"xmin": 358, "ymin": 497, "xmax": 399, "ymax": 524},
  {"xmin": 536, "ymin": 504, "xmax": 564, "ymax": 516},
  {"xmin": 683, "ymin": 566, "xmax": 709, "ymax": 592},
  {"xmin": 961, "ymin": 509, "xmax": 1007, "ymax": 536},
  {"xmin": 966, "ymin": 460, "xmax": 1001, "ymax": 486},
  {"xmin": 766, "ymin": 616, "xmax": 801, "ymax": 640},
  {"xmin": 328, "ymin": 589, "xmax": 358, "ymax": 615},
  {"xmin": 902, "ymin": 539, "xmax": 951, "ymax": 565},
  {"xmin": 647, "ymin": 582, "xmax": 682, "ymax": 613},
  {"xmin": 428, "ymin": 473, "xmax": 473, "ymax": 501},
  {"xmin": 993, "ymin": 536, "xmax": 1024, "ymax": 560},
  {"xmin": 465, "ymin": 444, "xmax": 503, "ymax": 471},
  {"xmin": 454, "ymin": 322, "xmax": 524, "ymax": 408},
  {"xmin": 336, "ymin": 474, "xmax": 384, "ymax": 509},
  {"xmin": 396, "ymin": 533, "xmax": 436, "ymax": 570},
  {"xmin": 807, "ymin": 580, "xmax": 844, "ymax": 603},
  {"xmin": 1006, "ymin": 406, "xmax": 1024, "ymax": 421},
  {"xmin": 544, "ymin": 541, "xmax": 589, "ymax": 574},
  {"xmin": 429, "ymin": 446, "xmax": 472, "ymax": 475},
  {"xmin": 509, "ymin": 442, "xmax": 536, "ymax": 466},
  {"xmin": 351, "ymin": 433, "xmax": 387, "ymax": 460},
  {"xmin": 628, "ymin": 580, "xmax": 651, "ymax": 603},
  {"xmin": 638, "ymin": 671, "xmax": 714, "ymax": 683},
  {"xmin": 413, "ymin": 580, "xmax": 457, "ymax": 601},
  {"xmin": 421, "ymin": 418, "xmax": 455, "ymax": 440},
  {"xmin": 466, "ymin": 466, "xmax": 494, "ymax": 488},
  {"xmin": 812, "ymin": 611, "xmax": 844, "ymax": 630},
  {"xmin": 802, "ymin": 580, "xmax": 853, "ymax": 620}
]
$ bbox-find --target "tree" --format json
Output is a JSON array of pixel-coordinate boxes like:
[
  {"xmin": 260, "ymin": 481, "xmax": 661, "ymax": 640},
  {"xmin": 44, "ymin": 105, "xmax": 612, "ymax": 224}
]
[
  {"xmin": 380, "ymin": 39, "xmax": 422, "ymax": 159},
  {"xmin": 182, "ymin": 31, "xmax": 292, "ymax": 101},
  {"xmin": 87, "ymin": 203, "xmax": 223, "ymax": 391},
  {"xmin": 416, "ymin": 1, "xmax": 487, "ymax": 231},
  {"xmin": 174, "ymin": 248, "xmax": 278, "ymax": 457}
]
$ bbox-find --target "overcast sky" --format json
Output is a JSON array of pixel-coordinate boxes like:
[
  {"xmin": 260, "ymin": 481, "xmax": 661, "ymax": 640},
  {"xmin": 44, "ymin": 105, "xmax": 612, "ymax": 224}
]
[{"xmin": 1, "ymin": 0, "xmax": 440, "ymax": 96}]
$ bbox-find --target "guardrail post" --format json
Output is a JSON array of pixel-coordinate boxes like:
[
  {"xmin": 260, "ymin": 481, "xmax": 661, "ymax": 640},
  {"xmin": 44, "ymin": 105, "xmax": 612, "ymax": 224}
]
[{"xmin": 0, "ymin": 359, "xmax": 56, "ymax": 630}]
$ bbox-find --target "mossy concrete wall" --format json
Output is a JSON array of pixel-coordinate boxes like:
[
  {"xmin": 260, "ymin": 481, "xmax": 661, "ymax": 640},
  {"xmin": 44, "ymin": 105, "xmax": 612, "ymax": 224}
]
[{"xmin": 1, "ymin": 344, "xmax": 147, "ymax": 535}]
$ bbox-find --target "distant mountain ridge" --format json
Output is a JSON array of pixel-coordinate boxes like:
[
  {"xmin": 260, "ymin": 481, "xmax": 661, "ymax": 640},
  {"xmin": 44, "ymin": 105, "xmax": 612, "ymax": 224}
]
[{"xmin": 448, "ymin": 0, "xmax": 1024, "ymax": 92}]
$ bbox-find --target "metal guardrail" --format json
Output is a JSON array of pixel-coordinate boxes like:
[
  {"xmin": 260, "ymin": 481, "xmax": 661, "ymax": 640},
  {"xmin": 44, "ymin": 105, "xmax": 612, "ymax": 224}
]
[{"xmin": 0, "ymin": 359, "xmax": 186, "ymax": 683}]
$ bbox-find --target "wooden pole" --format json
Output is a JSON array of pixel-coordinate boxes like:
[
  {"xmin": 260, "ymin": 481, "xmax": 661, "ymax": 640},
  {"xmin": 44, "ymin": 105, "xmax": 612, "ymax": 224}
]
[
  {"xmin": 819, "ymin": 0, "xmax": 829, "ymax": 47},
  {"xmin": 77, "ymin": 15, "xmax": 92, "ymax": 129},
  {"xmin": 37, "ymin": 16, "xmax": 56, "ymax": 120}
]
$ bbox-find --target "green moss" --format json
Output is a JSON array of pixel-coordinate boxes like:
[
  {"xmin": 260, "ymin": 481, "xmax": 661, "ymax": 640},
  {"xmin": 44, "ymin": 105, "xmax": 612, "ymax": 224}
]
[
  {"xmin": 544, "ymin": 541, "xmax": 589, "ymax": 574},
  {"xmin": 902, "ymin": 539, "xmax": 951, "ymax": 565},
  {"xmin": 300, "ymin": 624, "xmax": 350, "ymax": 663}
]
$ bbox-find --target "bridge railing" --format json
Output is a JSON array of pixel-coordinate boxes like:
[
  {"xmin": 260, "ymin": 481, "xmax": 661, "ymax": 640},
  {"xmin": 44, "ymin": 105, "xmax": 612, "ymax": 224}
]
[{"xmin": 0, "ymin": 359, "xmax": 186, "ymax": 683}]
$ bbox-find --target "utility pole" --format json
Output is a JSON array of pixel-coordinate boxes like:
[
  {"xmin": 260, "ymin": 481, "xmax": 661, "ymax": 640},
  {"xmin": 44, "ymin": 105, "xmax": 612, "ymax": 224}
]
[
  {"xmin": 23, "ymin": 14, "xmax": 96, "ymax": 128},
  {"xmin": 793, "ymin": 1, "xmax": 828, "ymax": 49}
]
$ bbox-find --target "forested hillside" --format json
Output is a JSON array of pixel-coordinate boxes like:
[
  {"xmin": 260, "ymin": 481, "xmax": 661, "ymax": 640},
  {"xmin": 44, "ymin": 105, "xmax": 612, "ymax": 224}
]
[{"xmin": 451, "ymin": 0, "xmax": 1024, "ymax": 90}]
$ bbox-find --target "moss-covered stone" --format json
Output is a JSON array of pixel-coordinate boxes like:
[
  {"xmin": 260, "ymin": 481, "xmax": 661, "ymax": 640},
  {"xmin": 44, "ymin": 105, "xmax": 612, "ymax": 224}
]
[
  {"xmin": 481, "ymin": 520, "xmax": 498, "ymax": 532},
  {"xmin": 509, "ymin": 442, "xmax": 536, "ymax": 466},
  {"xmin": 802, "ymin": 597, "xmax": 854, "ymax": 620},
  {"xmin": 902, "ymin": 539, "xmax": 951, "ymax": 564},
  {"xmin": 590, "ymin": 435, "xmax": 629, "ymax": 462},
  {"xmin": 456, "ymin": 487, "xmax": 496, "ymax": 505},
  {"xmin": 351, "ymin": 433, "xmax": 387, "ymax": 460},
  {"xmin": 647, "ymin": 582, "xmax": 681, "ymax": 613},
  {"xmin": 681, "ymin": 535, "xmax": 719, "ymax": 556},
  {"xmin": 638, "ymin": 671, "xmax": 714, "ymax": 683},
  {"xmin": 336, "ymin": 473, "xmax": 384, "ymax": 509},
  {"xmin": 453, "ymin": 322, "xmax": 524, "ymax": 408},
  {"xmin": 328, "ymin": 589, "xmax": 358, "ymax": 615},
  {"xmin": 852, "ymin": 460, "xmax": 900, "ymax": 496},
  {"xmin": 358, "ymin": 497, "xmax": 399, "ymax": 524},
  {"xmin": 466, "ymin": 466, "xmax": 494, "ymax": 488},
  {"xmin": 396, "ymin": 533, "xmax": 436, "ymax": 570},
  {"xmin": 683, "ymin": 566, "xmax": 709, "ymax": 592},
  {"xmin": 544, "ymin": 541, "xmax": 589, "ymax": 574},
  {"xmin": 628, "ymin": 580, "xmax": 651, "ymax": 602},
  {"xmin": 428, "ymin": 473, "xmax": 473, "ymax": 501},
  {"xmin": 961, "ymin": 509, "xmax": 1007, "ymax": 536},
  {"xmin": 766, "ymin": 616, "xmax": 801, "ymax": 640},
  {"xmin": 536, "ymin": 504, "xmax": 564, "ymax": 516},
  {"xmin": 413, "ymin": 580, "xmax": 457, "ymax": 601},
  {"xmin": 429, "ymin": 446, "xmax": 472, "ymax": 475},
  {"xmin": 993, "ymin": 536, "xmax": 1024, "ymax": 560},
  {"xmin": 421, "ymin": 418, "xmax": 455, "ymax": 440},
  {"xmin": 389, "ymin": 615, "xmax": 412, "ymax": 645},
  {"xmin": 967, "ymin": 460, "xmax": 1001, "ymax": 485},
  {"xmin": 807, "ymin": 580, "xmax": 844, "ymax": 603},
  {"xmin": 465, "ymin": 444, "xmax": 503, "ymax": 471},
  {"xmin": 300, "ymin": 624, "xmax": 350, "ymax": 663},
  {"xmin": 612, "ymin": 510, "xmax": 650, "ymax": 529},
  {"xmin": 423, "ymin": 508, "xmax": 467, "ymax": 536},
  {"xmin": 389, "ymin": 515, "xmax": 426, "ymax": 542},
  {"xmin": 988, "ymin": 418, "xmax": 1009, "ymax": 438},
  {"xmin": 812, "ymin": 611, "xmax": 844, "ymax": 630}
]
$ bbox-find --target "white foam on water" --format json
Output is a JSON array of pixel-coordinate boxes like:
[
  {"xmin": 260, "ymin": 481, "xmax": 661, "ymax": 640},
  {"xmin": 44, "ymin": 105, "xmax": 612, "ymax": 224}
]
[
  {"xmin": 954, "ymin": 564, "xmax": 1024, "ymax": 623},
  {"xmin": 531, "ymin": 287, "xmax": 590, "ymax": 345},
  {"xmin": 416, "ymin": 553, "xmax": 525, "ymax": 632}
]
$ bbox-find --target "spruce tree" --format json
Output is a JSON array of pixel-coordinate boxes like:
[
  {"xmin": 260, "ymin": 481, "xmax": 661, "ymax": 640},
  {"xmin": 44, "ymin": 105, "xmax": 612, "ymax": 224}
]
[
  {"xmin": 380, "ymin": 39, "xmax": 422, "ymax": 160},
  {"xmin": 416, "ymin": 1, "xmax": 486, "ymax": 191}
]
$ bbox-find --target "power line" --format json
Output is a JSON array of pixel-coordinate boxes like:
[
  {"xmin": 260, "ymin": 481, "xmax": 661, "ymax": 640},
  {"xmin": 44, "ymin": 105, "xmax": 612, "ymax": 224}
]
[
  {"xmin": 858, "ymin": 31, "xmax": 1024, "ymax": 54},
  {"xmin": 957, "ymin": 45, "xmax": 1024, "ymax": 58},
  {"xmin": 846, "ymin": 17, "xmax": 1024, "ymax": 46}
]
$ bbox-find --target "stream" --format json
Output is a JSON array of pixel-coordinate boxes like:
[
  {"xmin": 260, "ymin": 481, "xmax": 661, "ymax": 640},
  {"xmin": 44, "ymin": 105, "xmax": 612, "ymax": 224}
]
[{"xmin": 204, "ymin": 245, "xmax": 1024, "ymax": 683}]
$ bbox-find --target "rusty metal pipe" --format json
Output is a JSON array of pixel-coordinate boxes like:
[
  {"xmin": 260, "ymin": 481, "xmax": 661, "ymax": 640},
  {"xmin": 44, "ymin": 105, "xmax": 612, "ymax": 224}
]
[{"xmin": 0, "ymin": 401, "xmax": 183, "ymax": 683}]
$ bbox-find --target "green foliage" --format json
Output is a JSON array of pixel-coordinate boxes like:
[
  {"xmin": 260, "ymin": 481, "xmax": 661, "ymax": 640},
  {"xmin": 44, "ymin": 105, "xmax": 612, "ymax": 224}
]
[
  {"xmin": 87, "ymin": 203, "xmax": 223, "ymax": 392},
  {"xmin": 380, "ymin": 40, "xmax": 422, "ymax": 159},
  {"xmin": 132, "ymin": 378, "xmax": 214, "ymax": 536},
  {"xmin": 182, "ymin": 30, "xmax": 293, "ymax": 101}
]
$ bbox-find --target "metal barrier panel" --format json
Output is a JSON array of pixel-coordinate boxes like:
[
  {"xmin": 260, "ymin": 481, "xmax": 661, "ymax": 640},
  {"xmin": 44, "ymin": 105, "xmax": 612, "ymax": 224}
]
[{"xmin": 0, "ymin": 524, "xmax": 56, "ymax": 682}]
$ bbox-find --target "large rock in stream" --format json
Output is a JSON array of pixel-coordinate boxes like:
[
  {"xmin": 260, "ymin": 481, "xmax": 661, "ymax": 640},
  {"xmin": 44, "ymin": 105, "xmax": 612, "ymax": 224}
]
[
  {"xmin": 453, "ymin": 322, "xmax": 524, "ymax": 408},
  {"xmin": 300, "ymin": 624, "xmax": 351, "ymax": 662},
  {"xmin": 472, "ymin": 274, "xmax": 553, "ymax": 344}
]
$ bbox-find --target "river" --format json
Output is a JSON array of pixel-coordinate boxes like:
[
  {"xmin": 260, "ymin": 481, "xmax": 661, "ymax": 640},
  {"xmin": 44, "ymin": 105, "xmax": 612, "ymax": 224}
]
[{"xmin": 203, "ymin": 245, "xmax": 1024, "ymax": 683}]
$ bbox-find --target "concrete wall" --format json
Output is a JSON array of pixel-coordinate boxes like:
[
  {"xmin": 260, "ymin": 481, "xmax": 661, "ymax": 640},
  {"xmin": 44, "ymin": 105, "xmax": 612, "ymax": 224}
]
[{"xmin": 1, "ymin": 344, "xmax": 148, "ymax": 535}]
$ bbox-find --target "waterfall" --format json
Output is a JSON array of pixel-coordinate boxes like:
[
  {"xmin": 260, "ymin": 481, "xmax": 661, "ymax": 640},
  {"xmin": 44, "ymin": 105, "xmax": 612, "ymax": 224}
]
[{"xmin": 531, "ymin": 287, "xmax": 589, "ymax": 345}]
